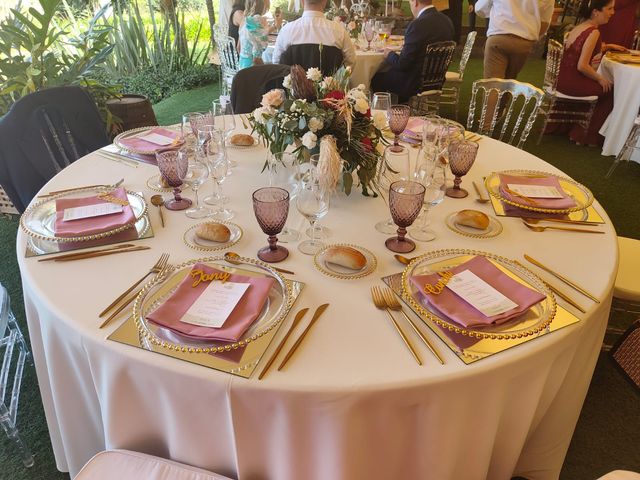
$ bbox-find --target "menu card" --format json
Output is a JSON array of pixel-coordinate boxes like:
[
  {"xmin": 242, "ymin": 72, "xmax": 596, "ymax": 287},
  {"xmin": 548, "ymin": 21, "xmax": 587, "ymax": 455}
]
[
  {"xmin": 446, "ymin": 270, "xmax": 518, "ymax": 317},
  {"xmin": 180, "ymin": 281, "xmax": 250, "ymax": 328},
  {"xmin": 62, "ymin": 202, "xmax": 123, "ymax": 222}
]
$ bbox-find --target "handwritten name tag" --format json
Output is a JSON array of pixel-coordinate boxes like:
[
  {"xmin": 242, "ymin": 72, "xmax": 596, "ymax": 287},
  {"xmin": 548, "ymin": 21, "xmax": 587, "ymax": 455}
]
[
  {"xmin": 421, "ymin": 270, "xmax": 454, "ymax": 295},
  {"xmin": 446, "ymin": 269, "xmax": 518, "ymax": 317},
  {"xmin": 190, "ymin": 269, "xmax": 231, "ymax": 287},
  {"xmin": 180, "ymin": 281, "xmax": 250, "ymax": 328}
]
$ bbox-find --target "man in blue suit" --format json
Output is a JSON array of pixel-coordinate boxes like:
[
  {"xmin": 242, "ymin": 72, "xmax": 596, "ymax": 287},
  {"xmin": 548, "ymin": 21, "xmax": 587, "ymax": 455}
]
[{"xmin": 371, "ymin": 0, "xmax": 455, "ymax": 102}]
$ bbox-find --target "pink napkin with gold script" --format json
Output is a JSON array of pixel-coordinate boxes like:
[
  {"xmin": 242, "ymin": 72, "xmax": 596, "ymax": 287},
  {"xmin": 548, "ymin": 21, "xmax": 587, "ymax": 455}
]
[
  {"xmin": 498, "ymin": 173, "xmax": 576, "ymax": 210},
  {"xmin": 54, "ymin": 187, "xmax": 135, "ymax": 237},
  {"xmin": 410, "ymin": 256, "xmax": 546, "ymax": 328},
  {"xmin": 146, "ymin": 263, "xmax": 274, "ymax": 342},
  {"xmin": 119, "ymin": 127, "xmax": 183, "ymax": 153}
]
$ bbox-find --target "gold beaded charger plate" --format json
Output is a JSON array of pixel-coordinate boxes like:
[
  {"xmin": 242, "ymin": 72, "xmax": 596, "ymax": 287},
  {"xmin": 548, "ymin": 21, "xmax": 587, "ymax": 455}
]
[
  {"xmin": 108, "ymin": 256, "xmax": 303, "ymax": 378},
  {"xmin": 145, "ymin": 173, "xmax": 173, "ymax": 193},
  {"xmin": 114, "ymin": 126, "xmax": 184, "ymax": 155},
  {"xmin": 445, "ymin": 211, "xmax": 503, "ymax": 239},
  {"xmin": 313, "ymin": 243, "xmax": 377, "ymax": 280},
  {"xmin": 183, "ymin": 221, "xmax": 243, "ymax": 252}
]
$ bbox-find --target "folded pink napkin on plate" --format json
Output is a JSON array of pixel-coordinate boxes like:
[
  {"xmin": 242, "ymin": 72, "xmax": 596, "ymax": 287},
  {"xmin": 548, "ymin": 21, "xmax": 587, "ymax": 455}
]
[
  {"xmin": 146, "ymin": 263, "xmax": 274, "ymax": 342},
  {"xmin": 410, "ymin": 256, "xmax": 546, "ymax": 328},
  {"xmin": 119, "ymin": 127, "xmax": 183, "ymax": 153},
  {"xmin": 498, "ymin": 173, "xmax": 576, "ymax": 210},
  {"xmin": 54, "ymin": 187, "xmax": 135, "ymax": 237}
]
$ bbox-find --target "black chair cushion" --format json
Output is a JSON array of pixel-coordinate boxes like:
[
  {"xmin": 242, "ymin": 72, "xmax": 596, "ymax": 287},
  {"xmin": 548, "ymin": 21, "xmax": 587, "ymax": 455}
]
[{"xmin": 279, "ymin": 44, "xmax": 344, "ymax": 76}]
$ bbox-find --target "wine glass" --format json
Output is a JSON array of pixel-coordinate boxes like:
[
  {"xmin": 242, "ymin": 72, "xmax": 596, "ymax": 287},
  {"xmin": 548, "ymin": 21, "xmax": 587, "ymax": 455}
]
[
  {"xmin": 183, "ymin": 156, "xmax": 211, "ymax": 219},
  {"xmin": 409, "ymin": 144, "xmax": 447, "ymax": 242},
  {"xmin": 303, "ymin": 154, "xmax": 332, "ymax": 240},
  {"xmin": 296, "ymin": 168, "xmax": 330, "ymax": 255},
  {"xmin": 269, "ymin": 151, "xmax": 300, "ymax": 242},
  {"xmin": 388, "ymin": 104, "xmax": 410, "ymax": 152},
  {"xmin": 371, "ymin": 92, "xmax": 391, "ymax": 114},
  {"xmin": 364, "ymin": 20, "xmax": 375, "ymax": 50},
  {"xmin": 385, "ymin": 180, "xmax": 425, "ymax": 253},
  {"xmin": 445, "ymin": 140, "xmax": 479, "ymax": 199},
  {"xmin": 156, "ymin": 149, "xmax": 192, "ymax": 211},
  {"xmin": 252, "ymin": 187, "xmax": 290, "ymax": 263},
  {"xmin": 375, "ymin": 145, "xmax": 410, "ymax": 234},
  {"xmin": 182, "ymin": 111, "xmax": 211, "ymax": 148}
]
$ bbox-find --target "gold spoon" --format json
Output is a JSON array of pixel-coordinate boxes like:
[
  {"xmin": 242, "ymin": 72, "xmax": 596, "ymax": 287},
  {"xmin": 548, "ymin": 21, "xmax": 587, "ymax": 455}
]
[
  {"xmin": 472, "ymin": 181, "xmax": 490, "ymax": 203},
  {"xmin": 150, "ymin": 195, "xmax": 165, "ymax": 228},
  {"xmin": 522, "ymin": 217, "xmax": 600, "ymax": 227},
  {"xmin": 394, "ymin": 254, "xmax": 421, "ymax": 265},
  {"xmin": 522, "ymin": 221, "xmax": 604, "ymax": 234},
  {"xmin": 225, "ymin": 251, "xmax": 295, "ymax": 275}
]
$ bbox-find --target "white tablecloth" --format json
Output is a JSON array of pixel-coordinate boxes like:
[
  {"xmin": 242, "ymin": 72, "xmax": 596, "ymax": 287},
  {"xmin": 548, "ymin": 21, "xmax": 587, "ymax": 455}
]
[
  {"xmin": 599, "ymin": 55, "xmax": 640, "ymax": 161},
  {"xmin": 18, "ymin": 124, "xmax": 617, "ymax": 479}
]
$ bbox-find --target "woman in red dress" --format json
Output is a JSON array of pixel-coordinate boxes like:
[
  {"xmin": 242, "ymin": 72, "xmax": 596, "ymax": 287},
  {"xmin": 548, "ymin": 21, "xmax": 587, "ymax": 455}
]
[
  {"xmin": 599, "ymin": 0, "xmax": 639, "ymax": 48},
  {"xmin": 554, "ymin": 0, "xmax": 627, "ymax": 145}
]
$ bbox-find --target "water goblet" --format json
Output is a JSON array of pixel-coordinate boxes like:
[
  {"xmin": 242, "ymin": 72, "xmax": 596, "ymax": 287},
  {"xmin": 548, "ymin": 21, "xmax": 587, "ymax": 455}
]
[
  {"xmin": 252, "ymin": 187, "xmax": 290, "ymax": 263},
  {"xmin": 409, "ymin": 145, "xmax": 447, "ymax": 242},
  {"xmin": 385, "ymin": 180, "xmax": 425, "ymax": 253},
  {"xmin": 388, "ymin": 104, "xmax": 411, "ymax": 152},
  {"xmin": 183, "ymin": 157, "xmax": 212, "ymax": 219},
  {"xmin": 156, "ymin": 149, "xmax": 192, "ymax": 211},
  {"xmin": 445, "ymin": 139, "xmax": 479, "ymax": 199},
  {"xmin": 296, "ymin": 172, "xmax": 330, "ymax": 255},
  {"xmin": 364, "ymin": 20, "xmax": 375, "ymax": 50},
  {"xmin": 375, "ymin": 145, "xmax": 411, "ymax": 234}
]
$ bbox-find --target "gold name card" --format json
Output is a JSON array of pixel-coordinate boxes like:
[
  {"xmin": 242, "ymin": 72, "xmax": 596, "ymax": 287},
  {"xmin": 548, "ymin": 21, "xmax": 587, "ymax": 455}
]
[
  {"xmin": 190, "ymin": 269, "xmax": 231, "ymax": 287},
  {"xmin": 422, "ymin": 270, "xmax": 454, "ymax": 295}
]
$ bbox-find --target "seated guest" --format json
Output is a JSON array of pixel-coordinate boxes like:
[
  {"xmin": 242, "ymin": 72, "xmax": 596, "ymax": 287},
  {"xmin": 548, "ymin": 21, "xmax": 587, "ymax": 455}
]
[
  {"xmin": 370, "ymin": 0, "xmax": 454, "ymax": 103},
  {"xmin": 239, "ymin": 0, "xmax": 270, "ymax": 69},
  {"xmin": 599, "ymin": 0, "xmax": 640, "ymax": 49},
  {"xmin": 271, "ymin": 0, "xmax": 356, "ymax": 68},
  {"xmin": 553, "ymin": 0, "xmax": 626, "ymax": 145},
  {"xmin": 228, "ymin": 0, "xmax": 245, "ymax": 49}
]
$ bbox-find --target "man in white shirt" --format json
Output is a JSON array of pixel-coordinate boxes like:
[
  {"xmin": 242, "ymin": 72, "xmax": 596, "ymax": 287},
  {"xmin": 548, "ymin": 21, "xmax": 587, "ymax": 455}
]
[
  {"xmin": 475, "ymin": 0, "xmax": 554, "ymax": 79},
  {"xmin": 271, "ymin": 0, "xmax": 356, "ymax": 67}
]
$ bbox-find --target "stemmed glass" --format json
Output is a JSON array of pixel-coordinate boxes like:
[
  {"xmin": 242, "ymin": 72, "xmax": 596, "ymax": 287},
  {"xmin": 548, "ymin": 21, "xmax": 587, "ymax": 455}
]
[
  {"xmin": 371, "ymin": 92, "xmax": 391, "ymax": 114},
  {"xmin": 182, "ymin": 155, "xmax": 211, "ymax": 219},
  {"xmin": 269, "ymin": 151, "xmax": 300, "ymax": 242},
  {"xmin": 184, "ymin": 112, "xmax": 212, "ymax": 144},
  {"xmin": 304, "ymin": 154, "xmax": 331, "ymax": 240},
  {"xmin": 364, "ymin": 20, "xmax": 375, "ymax": 50},
  {"xmin": 296, "ymin": 166, "xmax": 330, "ymax": 255},
  {"xmin": 445, "ymin": 140, "xmax": 479, "ymax": 199},
  {"xmin": 375, "ymin": 145, "xmax": 410, "ymax": 234},
  {"xmin": 252, "ymin": 187, "xmax": 290, "ymax": 263},
  {"xmin": 388, "ymin": 104, "xmax": 411, "ymax": 152},
  {"xmin": 198, "ymin": 126, "xmax": 230, "ymax": 207},
  {"xmin": 156, "ymin": 149, "xmax": 192, "ymax": 211},
  {"xmin": 385, "ymin": 180, "xmax": 425, "ymax": 253},
  {"xmin": 212, "ymin": 99, "xmax": 237, "ymax": 168},
  {"xmin": 409, "ymin": 144, "xmax": 447, "ymax": 242}
]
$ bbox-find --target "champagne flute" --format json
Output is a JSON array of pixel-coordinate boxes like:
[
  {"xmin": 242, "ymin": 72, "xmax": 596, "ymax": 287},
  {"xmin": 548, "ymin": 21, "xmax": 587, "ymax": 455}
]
[
  {"xmin": 253, "ymin": 187, "xmax": 290, "ymax": 263},
  {"xmin": 304, "ymin": 154, "xmax": 332, "ymax": 240},
  {"xmin": 212, "ymin": 98, "xmax": 237, "ymax": 169},
  {"xmin": 183, "ymin": 156, "xmax": 212, "ymax": 219},
  {"xmin": 198, "ymin": 126, "xmax": 230, "ymax": 206},
  {"xmin": 269, "ymin": 151, "xmax": 300, "ymax": 242},
  {"xmin": 296, "ymin": 168, "xmax": 330, "ymax": 255},
  {"xmin": 385, "ymin": 180, "xmax": 425, "ymax": 253}
]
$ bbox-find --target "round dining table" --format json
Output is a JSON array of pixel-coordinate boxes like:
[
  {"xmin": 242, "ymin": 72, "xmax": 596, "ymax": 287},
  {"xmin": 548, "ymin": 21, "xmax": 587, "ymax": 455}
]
[{"xmin": 17, "ymin": 121, "xmax": 617, "ymax": 480}]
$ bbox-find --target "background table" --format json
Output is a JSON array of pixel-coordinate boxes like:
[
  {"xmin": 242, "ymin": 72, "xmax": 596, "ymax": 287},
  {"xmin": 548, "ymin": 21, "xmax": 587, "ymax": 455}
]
[
  {"xmin": 599, "ymin": 55, "xmax": 640, "ymax": 161},
  {"xmin": 18, "ymin": 124, "xmax": 617, "ymax": 480}
]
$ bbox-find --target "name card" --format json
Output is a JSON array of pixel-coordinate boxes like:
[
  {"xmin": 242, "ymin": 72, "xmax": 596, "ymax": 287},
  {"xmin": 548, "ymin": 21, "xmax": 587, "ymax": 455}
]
[
  {"xmin": 506, "ymin": 183, "xmax": 563, "ymax": 199},
  {"xmin": 446, "ymin": 269, "xmax": 518, "ymax": 317},
  {"xmin": 62, "ymin": 203, "xmax": 123, "ymax": 222},
  {"xmin": 138, "ymin": 132, "xmax": 175, "ymax": 146},
  {"xmin": 180, "ymin": 281, "xmax": 250, "ymax": 328}
]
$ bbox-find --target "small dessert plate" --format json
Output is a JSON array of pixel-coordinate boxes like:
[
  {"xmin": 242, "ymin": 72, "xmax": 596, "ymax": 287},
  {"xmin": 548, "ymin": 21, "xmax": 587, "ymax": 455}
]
[
  {"xmin": 445, "ymin": 211, "xmax": 503, "ymax": 239},
  {"xmin": 146, "ymin": 173, "xmax": 173, "ymax": 192},
  {"xmin": 183, "ymin": 221, "xmax": 243, "ymax": 251},
  {"xmin": 313, "ymin": 243, "xmax": 377, "ymax": 280}
]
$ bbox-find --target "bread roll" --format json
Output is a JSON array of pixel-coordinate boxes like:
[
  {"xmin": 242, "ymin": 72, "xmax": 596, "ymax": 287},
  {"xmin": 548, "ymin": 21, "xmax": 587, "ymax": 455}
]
[
  {"xmin": 454, "ymin": 210, "xmax": 490, "ymax": 230},
  {"xmin": 324, "ymin": 246, "xmax": 367, "ymax": 270},
  {"xmin": 195, "ymin": 223, "xmax": 231, "ymax": 242},
  {"xmin": 230, "ymin": 134, "xmax": 255, "ymax": 146}
]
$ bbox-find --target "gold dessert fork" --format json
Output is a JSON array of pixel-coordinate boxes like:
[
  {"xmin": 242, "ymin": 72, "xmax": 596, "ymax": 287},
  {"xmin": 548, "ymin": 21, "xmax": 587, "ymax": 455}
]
[
  {"xmin": 381, "ymin": 287, "xmax": 444, "ymax": 364},
  {"xmin": 371, "ymin": 286, "xmax": 422, "ymax": 365}
]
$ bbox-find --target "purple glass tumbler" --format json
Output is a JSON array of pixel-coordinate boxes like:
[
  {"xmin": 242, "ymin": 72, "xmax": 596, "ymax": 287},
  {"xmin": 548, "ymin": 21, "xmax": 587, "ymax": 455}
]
[
  {"xmin": 252, "ymin": 187, "xmax": 290, "ymax": 263},
  {"xmin": 385, "ymin": 180, "xmax": 426, "ymax": 253}
]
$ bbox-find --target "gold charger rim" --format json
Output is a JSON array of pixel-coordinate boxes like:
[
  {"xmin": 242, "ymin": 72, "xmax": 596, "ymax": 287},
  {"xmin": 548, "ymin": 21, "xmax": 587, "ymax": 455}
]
[
  {"xmin": 444, "ymin": 211, "xmax": 503, "ymax": 239},
  {"xmin": 145, "ymin": 173, "xmax": 173, "ymax": 193},
  {"xmin": 400, "ymin": 248, "xmax": 557, "ymax": 339},
  {"xmin": 484, "ymin": 169, "xmax": 594, "ymax": 214},
  {"xmin": 313, "ymin": 243, "xmax": 377, "ymax": 280},
  {"xmin": 114, "ymin": 126, "xmax": 184, "ymax": 155},
  {"xmin": 182, "ymin": 221, "xmax": 243, "ymax": 252}
]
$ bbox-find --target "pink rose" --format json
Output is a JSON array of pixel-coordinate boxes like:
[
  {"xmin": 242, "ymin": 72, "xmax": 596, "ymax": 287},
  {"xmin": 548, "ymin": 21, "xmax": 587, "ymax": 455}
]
[{"xmin": 261, "ymin": 89, "xmax": 284, "ymax": 108}]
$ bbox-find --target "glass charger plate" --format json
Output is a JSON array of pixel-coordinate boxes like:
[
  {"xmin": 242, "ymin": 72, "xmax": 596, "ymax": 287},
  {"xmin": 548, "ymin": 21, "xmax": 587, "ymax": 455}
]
[
  {"xmin": 114, "ymin": 126, "xmax": 184, "ymax": 155},
  {"xmin": 132, "ymin": 255, "xmax": 293, "ymax": 354},
  {"xmin": 485, "ymin": 169, "xmax": 594, "ymax": 214},
  {"xmin": 401, "ymin": 249, "xmax": 556, "ymax": 340},
  {"xmin": 145, "ymin": 173, "xmax": 172, "ymax": 192},
  {"xmin": 183, "ymin": 221, "xmax": 243, "ymax": 252},
  {"xmin": 313, "ymin": 243, "xmax": 377, "ymax": 280},
  {"xmin": 445, "ymin": 211, "xmax": 503, "ymax": 239},
  {"xmin": 21, "ymin": 186, "xmax": 147, "ymax": 244}
]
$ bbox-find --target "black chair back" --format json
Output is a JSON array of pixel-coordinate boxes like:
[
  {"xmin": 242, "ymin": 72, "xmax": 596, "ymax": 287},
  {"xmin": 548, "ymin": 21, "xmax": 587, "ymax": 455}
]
[
  {"xmin": 231, "ymin": 64, "xmax": 292, "ymax": 114},
  {"xmin": 279, "ymin": 44, "xmax": 344, "ymax": 76},
  {"xmin": 419, "ymin": 41, "xmax": 457, "ymax": 93},
  {"xmin": 0, "ymin": 86, "xmax": 109, "ymax": 212}
]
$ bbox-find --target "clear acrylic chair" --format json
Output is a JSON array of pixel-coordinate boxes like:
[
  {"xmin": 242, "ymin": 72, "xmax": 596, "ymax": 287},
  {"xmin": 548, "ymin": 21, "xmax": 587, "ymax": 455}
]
[
  {"xmin": 409, "ymin": 40, "xmax": 457, "ymax": 116},
  {"xmin": 536, "ymin": 39, "xmax": 598, "ymax": 144},
  {"xmin": 606, "ymin": 115, "xmax": 640, "ymax": 178},
  {"xmin": 0, "ymin": 282, "xmax": 34, "ymax": 467},
  {"xmin": 467, "ymin": 78, "xmax": 544, "ymax": 149},
  {"xmin": 214, "ymin": 30, "xmax": 239, "ymax": 96},
  {"xmin": 439, "ymin": 31, "xmax": 477, "ymax": 120},
  {"xmin": 632, "ymin": 29, "xmax": 639, "ymax": 50}
]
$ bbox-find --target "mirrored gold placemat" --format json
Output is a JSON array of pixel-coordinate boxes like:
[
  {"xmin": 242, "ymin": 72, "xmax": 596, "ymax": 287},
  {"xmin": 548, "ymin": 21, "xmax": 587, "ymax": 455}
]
[
  {"xmin": 107, "ymin": 279, "xmax": 304, "ymax": 378},
  {"xmin": 383, "ymin": 272, "xmax": 580, "ymax": 364},
  {"xmin": 488, "ymin": 191, "xmax": 604, "ymax": 223}
]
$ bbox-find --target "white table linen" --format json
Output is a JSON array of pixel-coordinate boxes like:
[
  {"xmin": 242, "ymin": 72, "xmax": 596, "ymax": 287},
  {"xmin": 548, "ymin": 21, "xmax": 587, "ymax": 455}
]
[
  {"xmin": 599, "ymin": 55, "xmax": 640, "ymax": 161},
  {"xmin": 18, "ymin": 123, "xmax": 617, "ymax": 480}
]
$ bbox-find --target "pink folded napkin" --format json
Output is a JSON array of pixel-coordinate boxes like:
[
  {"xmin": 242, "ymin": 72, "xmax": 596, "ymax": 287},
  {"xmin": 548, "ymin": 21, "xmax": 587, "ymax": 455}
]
[
  {"xmin": 410, "ymin": 256, "xmax": 546, "ymax": 328},
  {"xmin": 498, "ymin": 173, "xmax": 576, "ymax": 210},
  {"xmin": 146, "ymin": 263, "xmax": 274, "ymax": 342},
  {"xmin": 54, "ymin": 187, "xmax": 135, "ymax": 237},
  {"xmin": 119, "ymin": 127, "xmax": 183, "ymax": 153}
]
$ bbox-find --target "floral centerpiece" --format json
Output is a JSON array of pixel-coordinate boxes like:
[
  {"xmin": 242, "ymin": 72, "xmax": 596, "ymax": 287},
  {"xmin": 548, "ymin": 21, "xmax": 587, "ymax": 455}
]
[
  {"xmin": 325, "ymin": 5, "xmax": 363, "ymax": 40},
  {"xmin": 249, "ymin": 65, "xmax": 387, "ymax": 196}
]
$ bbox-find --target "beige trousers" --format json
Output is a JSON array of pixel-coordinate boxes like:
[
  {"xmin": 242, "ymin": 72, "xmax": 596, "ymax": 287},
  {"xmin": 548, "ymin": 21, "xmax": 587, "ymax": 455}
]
[{"xmin": 483, "ymin": 34, "xmax": 536, "ymax": 79}]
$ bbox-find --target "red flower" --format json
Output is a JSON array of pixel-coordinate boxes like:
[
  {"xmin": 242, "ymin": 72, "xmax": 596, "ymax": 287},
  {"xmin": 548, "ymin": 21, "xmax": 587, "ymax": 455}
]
[
  {"xmin": 365, "ymin": 108, "xmax": 371, "ymax": 118},
  {"xmin": 361, "ymin": 137, "xmax": 373, "ymax": 151},
  {"xmin": 323, "ymin": 90, "xmax": 346, "ymax": 110}
]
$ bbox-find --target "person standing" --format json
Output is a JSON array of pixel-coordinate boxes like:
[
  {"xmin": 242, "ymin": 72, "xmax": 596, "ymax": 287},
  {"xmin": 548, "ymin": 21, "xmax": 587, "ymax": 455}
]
[
  {"xmin": 475, "ymin": 0, "xmax": 555, "ymax": 80},
  {"xmin": 238, "ymin": 0, "xmax": 269, "ymax": 69},
  {"xmin": 228, "ymin": 0, "xmax": 246, "ymax": 49},
  {"xmin": 443, "ymin": 0, "xmax": 463, "ymax": 44}
]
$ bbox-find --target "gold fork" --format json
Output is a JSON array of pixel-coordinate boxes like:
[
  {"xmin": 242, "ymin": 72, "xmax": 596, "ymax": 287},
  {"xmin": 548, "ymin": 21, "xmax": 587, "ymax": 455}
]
[
  {"xmin": 99, "ymin": 253, "xmax": 170, "ymax": 318},
  {"xmin": 380, "ymin": 287, "xmax": 445, "ymax": 364},
  {"xmin": 371, "ymin": 286, "xmax": 422, "ymax": 365}
]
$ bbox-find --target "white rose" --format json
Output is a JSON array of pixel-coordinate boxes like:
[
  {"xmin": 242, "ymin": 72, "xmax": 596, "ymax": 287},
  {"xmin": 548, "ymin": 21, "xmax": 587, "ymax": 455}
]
[
  {"xmin": 282, "ymin": 74, "xmax": 292, "ymax": 90},
  {"xmin": 357, "ymin": 83, "xmax": 366, "ymax": 91},
  {"xmin": 306, "ymin": 67, "xmax": 322, "ymax": 82},
  {"xmin": 373, "ymin": 110, "xmax": 387, "ymax": 130},
  {"xmin": 301, "ymin": 131, "xmax": 317, "ymax": 150},
  {"xmin": 354, "ymin": 97, "xmax": 369, "ymax": 114},
  {"xmin": 321, "ymin": 76, "xmax": 334, "ymax": 91},
  {"xmin": 253, "ymin": 107, "xmax": 270, "ymax": 124},
  {"xmin": 308, "ymin": 117, "xmax": 324, "ymax": 132}
]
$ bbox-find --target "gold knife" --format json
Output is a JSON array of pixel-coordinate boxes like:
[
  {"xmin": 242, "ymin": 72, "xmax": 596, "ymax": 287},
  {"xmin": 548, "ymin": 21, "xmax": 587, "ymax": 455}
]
[
  {"xmin": 38, "ymin": 244, "xmax": 136, "ymax": 262},
  {"xmin": 258, "ymin": 307, "xmax": 309, "ymax": 380},
  {"xmin": 277, "ymin": 303, "xmax": 329, "ymax": 370},
  {"xmin": 522, "ymin": 217, "xmax": 601, "ymax": 227},
  {"xmin": 54, "ymin": 245, "xmax": 151, "ymax": 262},
  {"xmin": 524, "ymin": 254, "xmax": 600, "ymax": 303}
]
